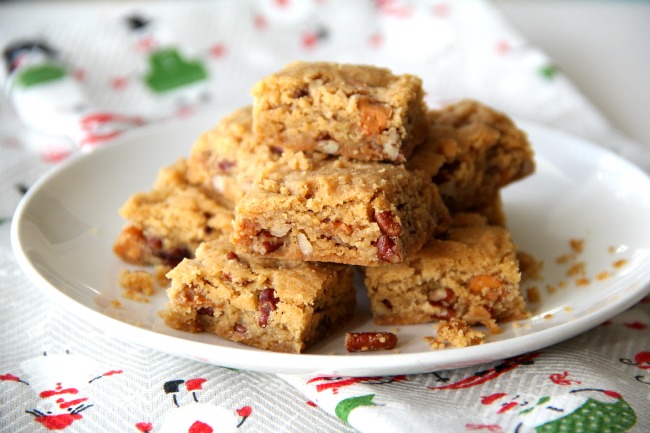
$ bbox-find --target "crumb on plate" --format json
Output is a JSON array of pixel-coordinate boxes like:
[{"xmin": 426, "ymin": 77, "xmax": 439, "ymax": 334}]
[{"xmin": 425, "ymin": 318, "xmax": 486, "ymax": 349}]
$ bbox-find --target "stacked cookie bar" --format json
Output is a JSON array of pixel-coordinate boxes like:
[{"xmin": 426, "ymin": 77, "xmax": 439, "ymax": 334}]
[{"xmin": 113, "ymin": 61, "xmax": 534, "ymax": 353}]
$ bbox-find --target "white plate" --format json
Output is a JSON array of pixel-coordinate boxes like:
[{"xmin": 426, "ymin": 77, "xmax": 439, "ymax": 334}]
[{"xmin": 12, "ymin": 115, "xmax": 650, "ymax": 377}]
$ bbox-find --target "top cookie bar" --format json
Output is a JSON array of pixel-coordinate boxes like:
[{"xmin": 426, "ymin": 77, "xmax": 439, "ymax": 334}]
[{"xmin": 252, "ymin": 61, "xmax": 428, "ymax": 163}]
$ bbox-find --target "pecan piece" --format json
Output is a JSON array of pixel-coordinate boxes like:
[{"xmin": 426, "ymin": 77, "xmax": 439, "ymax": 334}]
[
  {"xmin": 428, "ymin": 303, "xmax": 455, "ymax": 321},
  {"xmin": 374, "ymin": 210, "xmax": 402, "ymax": 236},
  {"xmin": 257, "ymin": 288, "xmax": 279, "ymax": 328},
  {"xmin": 345, "ymin": 332, "xmax": 398, "ymax": 352},
  {"xmin": 217, "ymin": 159, "xmax": 236, "ymax": 173},
  {"xmin": 147, "ymin": 236, "xmax": 163, "ymax": 251},
  {"xmin": 197, "ymin": 307, "xmax": 215, "ymax": 317},
  {"xmin": 376, "ymin": 234, "xmax": 402, "ymax": 263},
  {"xmin": 154, "ymin": 247, "xmax": 191, "ymax": 267},
  {"xmin": 254, "ymin": 230, "xmax": 283, "ymax": 255},
  {"xmin": 233, "ymin": 323, "xmax": 247, "ymax": 334},
  {"xmin": 428, "ymin": 288, "xmax": 455, "ymax": 304}
]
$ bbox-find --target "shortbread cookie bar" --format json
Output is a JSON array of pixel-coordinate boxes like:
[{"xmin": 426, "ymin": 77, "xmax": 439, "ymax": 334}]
[
  {"xmin": 113, "ymin": 158, "xmax": 233, "ymax": 266},
  {"xmin": 252, "ymin": 61, "xmax": 428, "ymax": 162},
  {"xmin": 408, "ymin": 100, "xmax": 534, "ymax": 213},
  {"xmin": 232, "ymin": 152, "xmax": 449, "ymax": 266},
  {"xmin": 186, "ymin": 106, "xmax": 281, "ymax": 208},
  {"xmin": 163, "ymin": 236, "xmax": 355, "ymax": 353},
  {"xmin": 364, "ymin": 213, "xmax": 529, "ymax": 326}
]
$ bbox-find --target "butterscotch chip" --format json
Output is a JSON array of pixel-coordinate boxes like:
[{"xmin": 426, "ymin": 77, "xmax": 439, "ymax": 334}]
[{"xmin": 252, "ymin": 61, "xmax": 428, "ymax": 162}]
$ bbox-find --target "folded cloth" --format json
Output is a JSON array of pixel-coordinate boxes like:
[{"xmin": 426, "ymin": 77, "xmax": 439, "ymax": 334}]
[{"xmin": 1, "ymin": 1, "xmax": 649, "ymax": 433}]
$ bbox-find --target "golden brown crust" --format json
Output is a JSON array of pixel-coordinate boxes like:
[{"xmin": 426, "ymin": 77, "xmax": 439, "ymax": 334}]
[
  {"xmin": 113, "ymin": 158, "xmax": 233, "ymax": 266},
  {"xmin": 163, "ymin": 236, "xmax": 355, "ymax": 353},
  {"xmin": 252, "ymin": 61, "xmax": 428, "ymax": 162},
  {"xmin": 408, "ymin": 99, "xmax": 535, "ymax": 212},
  {"xmin": 186, "ymin": 107, "xmax": 282, "ymax": 208},
  {"xmin": 364, "ymin": 213, "xmax": 529, "ymax": 326},
  {"xmin": 232, "ymin": 151, "xmax": 449, "ymax": 266}
]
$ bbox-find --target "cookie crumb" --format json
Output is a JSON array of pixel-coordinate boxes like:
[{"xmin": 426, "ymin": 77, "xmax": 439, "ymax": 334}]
[
  {"xmin": 596, "ymin": 271, "xmax": 612, "ymax": 281},
  {"xmin": 119, "ymin": 269, "xmax": 155, "ymax": 302},
  {"xmin": 566, "ymin": 261, "xmax": 586, "ymax": 277},
  {"xmin": 526, "ymin": 286, "xmax": 541, "ymax": 303},
  {"xmin": 483, "ymin": 319, "xmax": 502, "ymax": 335},
  {"xmin": 569, "ymin": 238, "xmax": 584, "ymax": 253},
  {"xmin": 154, "ymin": 264, "xmax": 173, "ymax": 287},
  {"xmin": 613, "ymin": 259, "xmax": 628, "ymax": 269},
  {"xmin": 111, "ymin": 299, "xmax": 122, "ymax": 308},
  {"xmin": 517, "ymin": 251, "xmax": 544, "ymax": 280},
  {"xmin": 425, "ymin": 319, "xmax": 486, "ymax": 349}
]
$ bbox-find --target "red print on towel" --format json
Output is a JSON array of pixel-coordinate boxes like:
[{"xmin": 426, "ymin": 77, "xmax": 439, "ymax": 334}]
[
  {"xmin": 429, "ymin": 352, "xmax": 539, "ymax": 390},
  {"xmin": 307, "ymin": 375, "xmax": 407, "ymax": 395},
  {"xmin": 620, "ymin": 351, "xmax": 650, "ymax": 385},
  {"xmin": 2, "ymin": 351, "xmax": 123, "ymax": 431},
  {"xmin": 549, "ymin": 371, "xmax": 582, "ymax": 386},
  {"xmin": 149, "ymin": 377, "xmax": 252, "ymax": 433}
]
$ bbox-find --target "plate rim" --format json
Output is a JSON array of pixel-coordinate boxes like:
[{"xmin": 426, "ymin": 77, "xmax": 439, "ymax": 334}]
[{"xmin": 11, "ymin": 116, "xmax": 650, "ymax": 376}]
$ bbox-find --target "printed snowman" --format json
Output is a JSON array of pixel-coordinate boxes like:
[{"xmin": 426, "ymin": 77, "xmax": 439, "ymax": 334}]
[
  {"xmin": 1, "ymin": 351, "xmax": 123, "ymax": 431},
  {"xmin": 620, "ymin": 350, "xmax": 650, "ymax": 385},
  {"xmin": 3, "ymin": 40, "xmax": 143, "ymax": 151},
  {"xmin": 122, "ymin": 14, "xmax": 211, "ymax": 119},
  {"xmin": 147, "ymin": 378, "xmax": 252, "ymax": 433}
]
